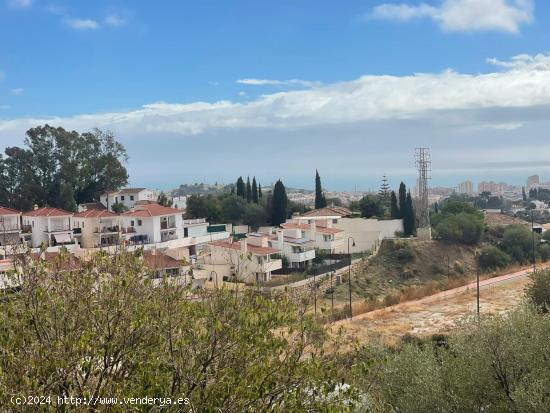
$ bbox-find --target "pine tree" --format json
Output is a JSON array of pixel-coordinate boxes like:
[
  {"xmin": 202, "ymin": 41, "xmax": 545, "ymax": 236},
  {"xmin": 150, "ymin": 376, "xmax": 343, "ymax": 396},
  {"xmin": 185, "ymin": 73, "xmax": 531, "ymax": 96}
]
[
  {"xmin": 379, "ymin": 175, "xmax": 390, "ymax": 205},
  {"xmin": 246, "ymin": 177, "xmax": 252, "ymax": 202},
  {"xmin": 390, "ymin": 191, "xmax": 399, "ymax": 218},
  {"xmin": 258, "ymin": 183, "xmax": 262, "ymax": 199},
  {"xmin": 271, "ymin": 180, "xmax": 288, "ymax": 226},
  {"xmin": 398, "ymin": 182, "xmax": 407, "ymax": 219},
  {"xmin": 236, "ymin": 177, "xmax": 245, "ymax": 198},
  {"xmin": 252, "ymin": 177, "xmax": 258, "ymax": 203},
  {"xmin": 314, "ymin": 170, "xmax": 327, "ymax": 209},
  {"xmin": 403, "ymin": 191, "xmax": 416, "ymax": 236}
]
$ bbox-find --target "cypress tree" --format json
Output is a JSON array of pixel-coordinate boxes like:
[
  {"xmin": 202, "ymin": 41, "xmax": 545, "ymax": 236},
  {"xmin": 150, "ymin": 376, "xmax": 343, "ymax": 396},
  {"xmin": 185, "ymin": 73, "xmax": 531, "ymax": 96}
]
[
  {"xmin": 390, "ymin": 191, "xmax": 399, "ymax": 219},
  {"xmin": 252, "ymin": 177, "xmax": 258, "ymax": 203},
  {"xmin": 258, "ymin": 183, "xmax": 262, "ymax": 199},
  {"xmin": 236, "ymin": 177, "xmax": 245, "ymax": 198},
  {"xmin": 398, "ymin": 182, "xmax": 407, "ymax": 219},
  {"xmin": 522, "ymin": 186, "xmax": 527, "ymax": 201},
  {"xmin": 314, "ymin": 170, "xmax": 327, "ymax": 209},
  {"xmin": 246, "ymin": 176, "xmax": 252, "ymax": 202},
  {"xmin": 271, "ymin": 180, "xmax": 288, "ymax": 226},
  {"xmin": 404, "ymin": 191, "xmax": 416, "ymax": 236}
]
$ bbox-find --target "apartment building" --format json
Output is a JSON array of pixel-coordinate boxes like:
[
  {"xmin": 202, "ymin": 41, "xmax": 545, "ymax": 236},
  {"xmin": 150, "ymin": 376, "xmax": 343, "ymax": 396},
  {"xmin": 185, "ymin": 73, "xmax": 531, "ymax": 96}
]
[
  {"xmin": 73, "ymin": 209, "xmax": 121, "ymax": 248},
  {"xmin": 458, "ymin": 180, "xmax": 474, "ymax": 195},
  {"xmin": 205, "ymin": 237, "xmax": 282, "ymax": 283},
  {"xmin": 0, "ymin": 207, "xmax": 22, "ymax": 247},
  {"xmin": 22, "ymin": 207, "xmax": 75, "ymax": 248},
  {"xmin": 258, "ymin": 228, "xmax": 315, "ymax": 269},
  {"xmin": 100, "ymin": 188, "xmax": 158, "ymax": 211}
]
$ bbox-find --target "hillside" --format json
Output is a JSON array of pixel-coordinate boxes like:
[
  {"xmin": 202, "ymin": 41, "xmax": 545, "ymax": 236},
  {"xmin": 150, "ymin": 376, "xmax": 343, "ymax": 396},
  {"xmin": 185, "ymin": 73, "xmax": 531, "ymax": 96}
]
[{"xmin": 325, "ymin": 239, "xmax": 478, "ymax": 305}]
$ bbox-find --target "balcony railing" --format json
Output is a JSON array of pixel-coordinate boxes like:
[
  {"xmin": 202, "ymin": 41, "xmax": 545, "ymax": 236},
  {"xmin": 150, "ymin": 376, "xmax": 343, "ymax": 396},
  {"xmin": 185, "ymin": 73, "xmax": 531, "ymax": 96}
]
[
  {"xmin": 160, "ymin": 222, "xmax": 176, "ymax": 230},
  {"xmin": 94, "ymin": 226, "xmax": 120, "ymax": 233},
  {"xmin": 21, "ymin": 225, "xmax": 32, "ymax": 233},
  {"xmin": 183, "ymin": 218, "xmax": 206, "ymax": 225},
  {"xmin": 0, "ymin": 224, "xmax": 21, "ymax": 232},
  {"xmin": 121, "ymin": 227, "xmax": 136, "ymax": 234},
  {"xmin": 47, "ymin": 225, "xmax": 72, "ymax": 232}
]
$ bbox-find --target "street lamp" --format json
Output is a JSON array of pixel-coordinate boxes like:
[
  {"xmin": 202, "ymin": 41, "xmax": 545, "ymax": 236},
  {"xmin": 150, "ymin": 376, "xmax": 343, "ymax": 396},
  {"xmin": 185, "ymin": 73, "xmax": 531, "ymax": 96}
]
[
  {"xmin": 532, "ymin": 209, "xmax": 536, "ymax": 274},
  {"xmin": 347, "ymin": 236, "xmax": 356, "ymax": 319},
  {"xmin": 210, "ymin": 270, "xmax": 218, "ymax": 289}
]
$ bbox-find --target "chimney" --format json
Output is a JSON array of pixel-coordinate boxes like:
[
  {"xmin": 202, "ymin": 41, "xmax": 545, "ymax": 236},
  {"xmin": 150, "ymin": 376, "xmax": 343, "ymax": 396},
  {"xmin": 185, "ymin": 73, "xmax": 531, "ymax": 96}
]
[
  {"xmin": 276, "ymin": 229, "xmax": 284, "ymax": 251},
  {"xmin": 240, "ymin": 238, "xmax": 248, "ymax": 254},
  {"xmin": 309, "ymin": 220, "xmax": 316, "ymax": 235},
  {"xmin": 33, "ymin": 204, "xmax": 38, "ymax": 210}
]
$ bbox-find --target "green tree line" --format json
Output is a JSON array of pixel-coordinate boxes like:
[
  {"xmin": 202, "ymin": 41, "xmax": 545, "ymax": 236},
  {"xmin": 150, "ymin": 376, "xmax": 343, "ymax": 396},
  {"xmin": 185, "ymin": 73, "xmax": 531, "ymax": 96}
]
[{"xmin": 0, "ymin": 125, "xmax": 128, "ymax": 212}]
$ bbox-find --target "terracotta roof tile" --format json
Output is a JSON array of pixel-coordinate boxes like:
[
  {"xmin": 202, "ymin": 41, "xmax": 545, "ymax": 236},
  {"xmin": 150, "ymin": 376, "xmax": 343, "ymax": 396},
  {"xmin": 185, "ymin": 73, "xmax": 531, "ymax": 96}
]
[
  {"xmin": 0, "ymin": 206, "xmax": 21, "ymax": 215},
  {"xmin": 121, "ymin": 203, "xmax": 183, "ymax": 218},
  {"xmin": 143, "ymin": 251, "xmax": 188, "ymax": 269},
  {"xmin": 23, "ymin": 207, "xmax": 73, "ymax": 217},
  {"xmin": 74, "ymin": 209, "xmax": 118, "ymax": 218},
  {"xmin": 209, "ymin": 239, "xmax": 280, "ymax": 256}
]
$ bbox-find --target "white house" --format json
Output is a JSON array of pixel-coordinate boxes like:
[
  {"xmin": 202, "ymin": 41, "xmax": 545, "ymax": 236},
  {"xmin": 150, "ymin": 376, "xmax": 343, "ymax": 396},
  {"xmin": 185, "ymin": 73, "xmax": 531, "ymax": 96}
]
[
  {"xmin": 0, "ymin": 207, "xmax": 22, "ymax": 247},
  {"xmin": 258, "ymin": 228, "xmax": 316, "ymax": 269},
  {"xmin": 22, "ymin": 207, "xmax": 75, "ymax": 248},
  {"xmin": 281, "ymin": 221, "xmax": 344, "ymax": 252},
  {"xmin": 170, "ymin": 196, "xmax": 187, "ymax": 210},
  {"xmin": 73, "ymin": 209, "xmax": 121, "ymax": 248},
  {"xmin": 205, "ymin": 236, "xmax": 282, "ymax": 283},
  {"xmin": 100, "ymin": 188, "xmax": 158, "ymax": 212},
  {"xmin": 119, "ymin": 203, "xmax": 230, "ymax": 259}
]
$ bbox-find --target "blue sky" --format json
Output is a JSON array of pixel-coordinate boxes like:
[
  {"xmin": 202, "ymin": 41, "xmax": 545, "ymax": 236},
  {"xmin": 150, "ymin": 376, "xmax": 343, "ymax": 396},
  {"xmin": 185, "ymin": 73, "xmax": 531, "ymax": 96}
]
[{"xmin": 1, "ymin": 0, "xmax": 550, "ymax": 191}]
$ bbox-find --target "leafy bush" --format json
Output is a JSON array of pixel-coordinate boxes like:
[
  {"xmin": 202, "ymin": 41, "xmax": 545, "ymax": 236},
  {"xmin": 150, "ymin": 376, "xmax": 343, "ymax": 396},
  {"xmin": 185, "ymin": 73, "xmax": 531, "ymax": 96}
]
[
  {"xmin": 476, "ymin": 246, "xmax": 511, "ymax": 271},
  {"xmin": 540, "ymin": 244, "xmax": 550, "ymax": 262},
  {"xmin": 394, "ymin": 241, "xmax": 416, "ymax": 263},
  {"xmin": 500, "ymin": 224, "xmax": 539, "ymax": 264},
  {"xmin": 525, "ymin": 269, "xmax": 550, "ymax": 312},
  {"xmin": 434, "ymin": 212, "xmax": 485, "ymax": 245}
]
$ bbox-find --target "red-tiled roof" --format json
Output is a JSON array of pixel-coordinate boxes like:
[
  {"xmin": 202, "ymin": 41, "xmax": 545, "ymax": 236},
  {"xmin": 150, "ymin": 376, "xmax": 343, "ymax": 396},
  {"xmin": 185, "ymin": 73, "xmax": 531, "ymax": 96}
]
[
  {"xmin": 143, "ymin": 251, "xmax": 187, "ymax": 269},
  {"xmin": 122, "ymin": 203, "xmax": 183, "ymax": 218},
  {"xmin": 74, "ymin": 209, "xmax": 118, "ymax": 218},
  {"xmin": 23, "ymin": 207, "xmax": 73, "ymax": 217},
  {"xmin": 0, "ymin": 206, "xmax": 20, "ymax": 215},
  {"xmin": 79, "ymin": 202, "xmax": 106, "ymax": 211},
  {"xmin": 281, "ymin": 222, "xmax": 343, "ymax": 234},
  {"xmin": 209, "ymin": 239, "xmax": 280, "ymax": 256},
  {"xmin": 28, "ymin": 252, "xmax": 82, "ymax": 271},
  {"xmin": 301, "ymin": 207, "xmax": 352, "ymax": 217}
]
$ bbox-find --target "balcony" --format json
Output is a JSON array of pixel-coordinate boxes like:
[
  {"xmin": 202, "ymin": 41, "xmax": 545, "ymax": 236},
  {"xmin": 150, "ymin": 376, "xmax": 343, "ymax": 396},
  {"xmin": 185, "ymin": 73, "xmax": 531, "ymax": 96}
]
[
  {"xmin": 94, "ymin": 226, "xmax": 120, "ymax": 234},
  {"xmin": 0, "ymin": 224, "xmax": 21, "ymax": 233},
  {"xmin": 287, "ymin": 248, "xmax": 316, "ymax": 264},
  {"xmin": 121, "ymin": 227, "xmax": 136, "ymax": 234},
  {"xmin": 183, "ymin": 218, "xmax": 206, "ymax": 226},
  {"xmin": 160, "ymin": 222, "xmax": 176, "ymax": 230},
  {"xmin": 21, "ymin": 225, "xmax": 32, "ymax": 234},
  {"xmin": 261, "ymin": 258, "xmax": 282, "ymax": 273},
  {"xmin": 47, "ymin": 225, "xmax": 72, "ymax": 233}
]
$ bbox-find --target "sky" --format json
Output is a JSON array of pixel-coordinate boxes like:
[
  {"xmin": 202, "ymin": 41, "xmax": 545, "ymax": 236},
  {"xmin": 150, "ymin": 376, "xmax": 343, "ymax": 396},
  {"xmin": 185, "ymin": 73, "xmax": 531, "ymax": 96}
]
[{"xmin": 1, "ymin": 0, "xmax": 550, "ymax": 192}]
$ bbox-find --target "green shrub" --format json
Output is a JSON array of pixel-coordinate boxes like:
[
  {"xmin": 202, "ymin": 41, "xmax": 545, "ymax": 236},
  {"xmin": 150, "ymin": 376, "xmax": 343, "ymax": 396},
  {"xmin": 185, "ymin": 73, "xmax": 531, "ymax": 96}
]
[
  {"xmin": 525, "ymin": 269, "xmax": 550, "ymax": 312},
  {"xmin": 540, "ymin": 244, "xmax": 550, "ymax": 262},
  {"xmin": 500, "ymin": 224, "xmax": 539, "ymax": 264},
  {"xmin": 394, "ymin": 241, "xmax": 416, "ymax": 263},
  {"xmin": 432, "ymin": 204, "xmax": 485, "ymax": 245},
  {"xmin": 476, "ymin": 246, "xmax": 511, "ymax": 271}
]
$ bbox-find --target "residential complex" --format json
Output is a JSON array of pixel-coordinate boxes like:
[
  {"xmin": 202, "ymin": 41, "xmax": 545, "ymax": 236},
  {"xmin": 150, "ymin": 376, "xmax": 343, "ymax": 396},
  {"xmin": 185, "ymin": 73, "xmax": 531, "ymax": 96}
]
[{"xmin": 458, "ymin": 180, "xmax": 474, "ymax": 195}]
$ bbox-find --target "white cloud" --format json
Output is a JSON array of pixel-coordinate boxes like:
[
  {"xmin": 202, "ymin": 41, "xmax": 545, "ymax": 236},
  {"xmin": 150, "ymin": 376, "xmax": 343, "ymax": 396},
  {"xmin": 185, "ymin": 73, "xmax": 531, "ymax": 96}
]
[
  {"xmin": 370, "ymin": 0, "xmax": 534, "ymax": 33},
  {"xmin": 104, "ymin": 15, "xmax": 126, "ymax": 27},
  {"xmin": 0, "ymin": 105, "xmax": 11, "ymax": 110},
  {"xmin": 10, "ymin": 88, "xmax": 24, "ymax": 96},
  {"xmin": 66, "ymin": 18, "xmax": 100, "ymax": 30},
  {"xmin": 8, "ymin": 0, "xmax": 32, "ymax": 8},
  {"xmin": 237, "ymin": 78, "xmax": 321, "ymax": 88},
  {"xmin": 2, "ymin": 54, "xmax": 550, "ymax": 136}
]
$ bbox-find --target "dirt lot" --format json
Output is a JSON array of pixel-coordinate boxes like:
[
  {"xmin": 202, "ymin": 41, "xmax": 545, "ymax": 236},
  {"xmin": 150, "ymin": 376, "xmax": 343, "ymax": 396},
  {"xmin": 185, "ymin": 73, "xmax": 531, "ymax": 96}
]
[
  {"xmin": 332, "ymin": 275, "xmax": 528, "ymax": 346},
  {"xmin": 319, "ymin": 239, "xmax": 478, "ymax": 309}
]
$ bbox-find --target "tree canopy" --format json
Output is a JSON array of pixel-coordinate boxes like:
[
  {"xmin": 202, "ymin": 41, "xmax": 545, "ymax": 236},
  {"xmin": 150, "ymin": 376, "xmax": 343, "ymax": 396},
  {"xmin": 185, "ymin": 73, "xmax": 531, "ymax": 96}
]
[{"xmin": 0, "ymin": 125, "xmax": 128, "ymax": 211}]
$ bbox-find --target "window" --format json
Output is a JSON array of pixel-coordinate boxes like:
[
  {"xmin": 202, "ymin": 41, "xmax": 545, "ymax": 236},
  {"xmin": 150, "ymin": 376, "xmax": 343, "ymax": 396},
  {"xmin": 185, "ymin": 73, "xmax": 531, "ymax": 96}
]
[
  {"xmin": 137, "ymin": 220, "xmax": 142, "ymax": 226},
  {"xmin": 121, "ymin": 195, "xmax": 125, "ymax": 201},
  {"xmin": 115, "ymin": 197, "xmax": 118, "ymax": 203},
  {"xmin": 130, "ymin": 195, "xmax": 134, "ymax": 201},
  {"xmin": 333, "ymin": 219, "xmax": 338, "ymax": 224},
  {"xmin": 130, "ymin": 220, "xmax": 135, "ymax": 227}
]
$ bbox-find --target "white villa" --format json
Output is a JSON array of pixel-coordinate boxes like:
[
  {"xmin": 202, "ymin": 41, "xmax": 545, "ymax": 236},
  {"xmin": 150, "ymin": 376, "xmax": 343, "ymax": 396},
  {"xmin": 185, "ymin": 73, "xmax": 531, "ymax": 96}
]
[
  {"xmin": 73, "ymin": 208, "xmax": 121, "ymax": 248},
  {"xmin": 259, "ymin": 228, "xmax": 316, "ymax": 269},
  {"xmin": 0, "ymin": 207, "xmax": 22, "ymax": 247},
  {"xmin": 204, "ymin": 236, "xmax": 282, "ymax": 283},
  {"xmin": 22, "ymin": 207, "xmax": 75, "ymax": 248},
  {"xmin": 100, "ymin": 188, "xmax": 158, "ymax": 211},
  {"xmin": 281, "ymin": 221, "xmax": 344, "ymax": 252}
]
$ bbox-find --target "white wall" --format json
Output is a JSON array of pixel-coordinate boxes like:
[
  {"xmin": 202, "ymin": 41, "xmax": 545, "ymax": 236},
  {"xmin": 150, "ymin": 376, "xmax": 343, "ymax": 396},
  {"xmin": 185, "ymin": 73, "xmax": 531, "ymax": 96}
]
[{"xmin": 333, "ymin": 218, "xmax": 403, "ymax": 254}]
